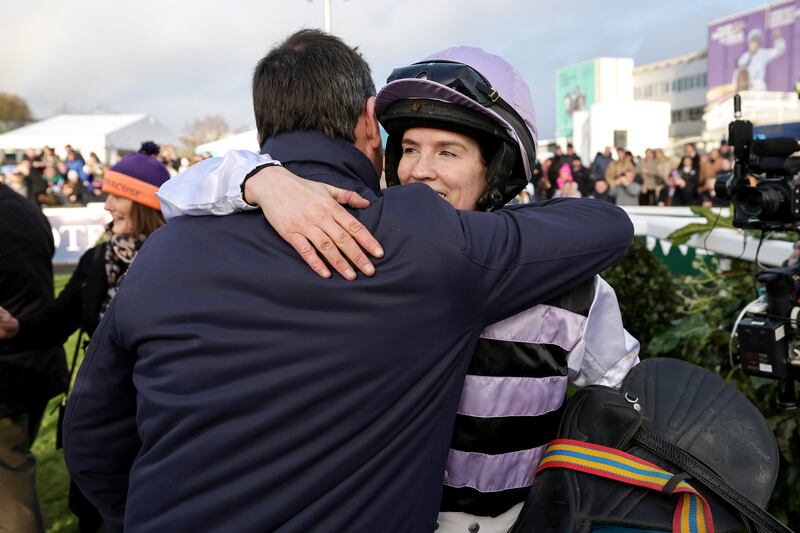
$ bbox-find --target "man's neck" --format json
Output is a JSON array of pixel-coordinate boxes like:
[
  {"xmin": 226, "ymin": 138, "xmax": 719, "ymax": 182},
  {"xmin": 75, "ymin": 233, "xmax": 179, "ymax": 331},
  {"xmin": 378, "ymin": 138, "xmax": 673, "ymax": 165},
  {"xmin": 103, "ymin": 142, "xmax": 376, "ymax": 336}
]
[{"xmin": 261, "ymin": 131, "xmax": 381, "ymax": 195}]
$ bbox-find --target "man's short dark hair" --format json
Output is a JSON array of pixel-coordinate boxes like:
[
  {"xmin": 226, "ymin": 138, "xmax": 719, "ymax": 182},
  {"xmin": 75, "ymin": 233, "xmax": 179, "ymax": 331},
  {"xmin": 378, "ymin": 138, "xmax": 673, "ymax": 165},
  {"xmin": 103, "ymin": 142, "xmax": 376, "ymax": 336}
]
[{"xmin": 252, "ymin": 29, "xmax": 376, "ymax": 145}]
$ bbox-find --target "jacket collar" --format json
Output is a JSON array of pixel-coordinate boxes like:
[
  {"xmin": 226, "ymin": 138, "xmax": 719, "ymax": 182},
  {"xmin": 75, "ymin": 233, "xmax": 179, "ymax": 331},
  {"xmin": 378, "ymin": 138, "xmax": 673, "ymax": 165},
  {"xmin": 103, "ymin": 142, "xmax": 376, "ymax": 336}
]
[{"xmin": 261, "ymin": 131, "xmax": 381, "ymax": 196}]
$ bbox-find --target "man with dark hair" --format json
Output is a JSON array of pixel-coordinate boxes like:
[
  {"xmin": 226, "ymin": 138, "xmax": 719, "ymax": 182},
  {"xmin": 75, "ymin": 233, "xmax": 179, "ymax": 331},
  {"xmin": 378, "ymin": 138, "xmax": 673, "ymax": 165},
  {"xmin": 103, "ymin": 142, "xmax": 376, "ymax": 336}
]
[
  {"xmin": 571, "ymin": 157, "xmax": 592, "ymax": 196},
  {"xmin": 546, "ymin": 144, "xmax": 564, "ymax": 190},
  {"xmin": 604, "ymin": 146, "xmax": 635, "ymax": 186},
  {"xmin": 0, "ymin": 184, "xmax": 67, "ymax": 533},
  {"xmin": 252, "ymin": 30, "xmax": 377, "ymax": 144},
  {"xmin": 64, "ymin": 30, "xmax": 632, "ymax": 532},
  {"xmin": 563, "ymin": 142, "xmax": 580, "ymax": 166}
]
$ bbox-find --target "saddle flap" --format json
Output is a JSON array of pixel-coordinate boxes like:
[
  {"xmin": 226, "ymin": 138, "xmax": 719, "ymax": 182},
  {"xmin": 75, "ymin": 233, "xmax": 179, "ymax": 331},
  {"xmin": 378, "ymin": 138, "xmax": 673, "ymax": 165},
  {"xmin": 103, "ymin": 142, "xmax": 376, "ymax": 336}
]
[
  {"xmin": 621, "ymin": 358, "xmax": 780, "ymax": 506},
  {"xmin": 558, "ymin": 385, "xmax": 643, "ymax": 450},
  {"xmin": 510, "ymin": 359, "xmax": 785, "ymax": 533}
]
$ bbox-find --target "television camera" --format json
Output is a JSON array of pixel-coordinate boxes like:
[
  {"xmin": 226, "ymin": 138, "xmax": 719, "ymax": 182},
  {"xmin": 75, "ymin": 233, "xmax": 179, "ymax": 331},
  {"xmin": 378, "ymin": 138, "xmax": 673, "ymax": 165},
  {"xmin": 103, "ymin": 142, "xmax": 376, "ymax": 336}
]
[{"xmin": 716, "ymin": 95, "xmax": 800, "ymax": 408}]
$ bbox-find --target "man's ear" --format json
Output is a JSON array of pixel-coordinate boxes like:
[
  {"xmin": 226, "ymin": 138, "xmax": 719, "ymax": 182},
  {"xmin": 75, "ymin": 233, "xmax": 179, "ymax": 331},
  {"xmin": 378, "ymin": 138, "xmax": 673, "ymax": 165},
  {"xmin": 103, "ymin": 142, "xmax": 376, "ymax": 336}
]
[{"xmin": 364, "ymin": 96, "xmax": 381, "ymax": 150}]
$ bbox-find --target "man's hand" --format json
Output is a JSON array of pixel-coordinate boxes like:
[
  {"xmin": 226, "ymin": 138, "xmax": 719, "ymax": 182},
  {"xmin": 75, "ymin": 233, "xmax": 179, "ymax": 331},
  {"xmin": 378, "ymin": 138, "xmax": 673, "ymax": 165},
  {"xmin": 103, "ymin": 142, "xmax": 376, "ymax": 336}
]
[
  {"xmin": 245, "ymin": 166, "xmax": 384, "ymax": 280},
  {"xmin": 0, "ymin": 307, "xmax": 20, "ymax": 340}
]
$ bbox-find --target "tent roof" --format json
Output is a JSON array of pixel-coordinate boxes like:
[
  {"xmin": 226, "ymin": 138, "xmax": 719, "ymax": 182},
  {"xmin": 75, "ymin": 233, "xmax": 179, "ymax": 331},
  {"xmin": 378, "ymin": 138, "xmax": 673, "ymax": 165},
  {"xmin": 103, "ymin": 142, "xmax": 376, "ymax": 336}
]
[
  {"xmin": 0, "ymin": 114, "xmax": 179, "ymax": 154},
  {"xmin": 3, "ymin": 114, "xmax": 148, "ymax": 137}
]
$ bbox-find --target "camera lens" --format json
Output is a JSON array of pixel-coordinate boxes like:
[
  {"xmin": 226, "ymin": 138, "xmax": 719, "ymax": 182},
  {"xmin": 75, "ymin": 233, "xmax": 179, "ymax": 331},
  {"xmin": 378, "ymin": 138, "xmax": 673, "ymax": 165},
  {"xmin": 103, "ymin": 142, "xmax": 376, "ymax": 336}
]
[{"xmin": 737, "ymin": 185, "xmax": 784, "ymax": 217}]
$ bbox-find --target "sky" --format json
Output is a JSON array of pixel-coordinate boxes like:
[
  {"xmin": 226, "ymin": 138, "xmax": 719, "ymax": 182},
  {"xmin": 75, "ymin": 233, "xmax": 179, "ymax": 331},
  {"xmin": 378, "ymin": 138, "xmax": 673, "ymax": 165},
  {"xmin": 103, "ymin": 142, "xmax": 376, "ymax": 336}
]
[{"xmin": 1, "ymin": 0, "xmax": 778, "ymax": 140}]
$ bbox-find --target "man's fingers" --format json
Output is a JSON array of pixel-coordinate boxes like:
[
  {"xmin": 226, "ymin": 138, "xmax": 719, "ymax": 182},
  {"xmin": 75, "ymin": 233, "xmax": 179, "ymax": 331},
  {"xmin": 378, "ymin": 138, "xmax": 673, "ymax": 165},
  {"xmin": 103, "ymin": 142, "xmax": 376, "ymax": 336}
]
[
  {"xmin": 306, "ymin": 227, "xmax": 357, "ymax": 280},
  {"xmin": 286, "ymin": 234, "xmax": 331, "ymax": 279},
  {"xmin": 332, "ymin": 208, "xmax": 384, "ymax": 259},
  {"xmin": 321, "ymin": 219, "xmax": 375, "ymax": 277}
]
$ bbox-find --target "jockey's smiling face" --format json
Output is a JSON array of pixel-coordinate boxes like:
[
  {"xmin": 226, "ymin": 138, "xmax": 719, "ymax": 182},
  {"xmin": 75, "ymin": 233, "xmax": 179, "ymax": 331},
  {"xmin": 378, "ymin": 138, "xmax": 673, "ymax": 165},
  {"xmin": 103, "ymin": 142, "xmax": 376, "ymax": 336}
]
[{"xmin": 397, "ymin": 127, "xmax": 488, "ymax": 211}]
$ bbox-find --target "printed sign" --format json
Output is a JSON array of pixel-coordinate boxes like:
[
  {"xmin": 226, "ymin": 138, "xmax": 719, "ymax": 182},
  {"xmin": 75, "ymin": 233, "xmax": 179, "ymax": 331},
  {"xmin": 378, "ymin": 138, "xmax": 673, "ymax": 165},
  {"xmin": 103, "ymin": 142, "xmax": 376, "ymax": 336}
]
[
  {"xmin": 707, "ymin": 0, "xmax": 800, "ymax": 101},
  {"xmin": 44, "ymin": 204, "xmax": 110, "ymax": 264},
  {"xmin": 556, "ymin": 59, "xmax": 597, "ymax": 138}
]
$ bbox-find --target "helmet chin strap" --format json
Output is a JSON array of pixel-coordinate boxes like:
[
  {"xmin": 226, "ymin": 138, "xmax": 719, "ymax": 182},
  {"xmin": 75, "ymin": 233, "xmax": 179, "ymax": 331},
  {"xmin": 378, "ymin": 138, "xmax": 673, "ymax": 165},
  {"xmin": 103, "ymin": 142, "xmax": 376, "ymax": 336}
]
[
  {"xmin": 383, "ymin": 133, "xmax": 403, "ymax": 188},
  {"xmin": 475, "ymin": 140, "xmax": 518, "ymax": 211}
]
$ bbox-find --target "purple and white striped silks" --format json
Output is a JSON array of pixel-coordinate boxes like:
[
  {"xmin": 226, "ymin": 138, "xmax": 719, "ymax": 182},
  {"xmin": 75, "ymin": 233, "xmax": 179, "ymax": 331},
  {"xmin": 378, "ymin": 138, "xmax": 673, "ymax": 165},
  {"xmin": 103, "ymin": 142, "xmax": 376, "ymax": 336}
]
[
  {"xmin": 444, "ymin": 276, "xmax": 640, "ymax": 494},
  {"xmin": 445, "ymin": 305, "xmax": 583, "ymax": 491},
  {"xmin": 444, "ymin": 445, "xmax": 548, "ymax": 492},
  {"xmin": 456, "ymin": 304, "xmax": 582, "ymax": 421},
  {"xmin": 480, "ymin": 304, "xmax": 586, "ymax": 351},
  {"xmin": 456, "ymin": 375, "xmax": 567, "ymax": 418}
]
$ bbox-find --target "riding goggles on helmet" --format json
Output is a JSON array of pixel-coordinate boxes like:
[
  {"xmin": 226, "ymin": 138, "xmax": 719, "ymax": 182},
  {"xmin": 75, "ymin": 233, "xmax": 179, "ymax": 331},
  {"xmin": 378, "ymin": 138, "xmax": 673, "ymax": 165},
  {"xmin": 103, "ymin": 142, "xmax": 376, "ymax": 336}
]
[{"xmin": 387, "ymin": 61, "xmax": 502, "ymax": 106}]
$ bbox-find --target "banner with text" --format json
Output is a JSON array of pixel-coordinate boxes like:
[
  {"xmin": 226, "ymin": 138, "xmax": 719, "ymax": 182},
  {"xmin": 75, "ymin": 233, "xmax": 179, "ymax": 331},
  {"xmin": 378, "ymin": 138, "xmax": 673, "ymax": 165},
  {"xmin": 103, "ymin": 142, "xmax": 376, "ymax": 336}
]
[
  {"xmin": 44, "ymin": 204, "xmax": 110, "ymax": 264},
  {"xmin": 707, "ymin": 1, "xmax": 800, "ymax": 101}
]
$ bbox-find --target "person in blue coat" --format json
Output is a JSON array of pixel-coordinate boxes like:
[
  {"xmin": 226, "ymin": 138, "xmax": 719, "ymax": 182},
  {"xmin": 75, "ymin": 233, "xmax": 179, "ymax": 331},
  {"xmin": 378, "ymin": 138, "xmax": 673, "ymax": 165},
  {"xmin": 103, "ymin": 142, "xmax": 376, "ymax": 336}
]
[{"xmin": 63, "ymin": 29, "xmax": 633, "ymax": 533}]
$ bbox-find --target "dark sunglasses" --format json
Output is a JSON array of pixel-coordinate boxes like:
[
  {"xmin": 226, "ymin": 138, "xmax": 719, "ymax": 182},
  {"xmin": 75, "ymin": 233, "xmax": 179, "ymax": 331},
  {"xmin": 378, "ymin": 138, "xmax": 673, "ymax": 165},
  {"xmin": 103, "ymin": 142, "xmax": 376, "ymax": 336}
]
[{"xmin": 387, "ymin": 61, "xmax": 502, "ymax": 107}]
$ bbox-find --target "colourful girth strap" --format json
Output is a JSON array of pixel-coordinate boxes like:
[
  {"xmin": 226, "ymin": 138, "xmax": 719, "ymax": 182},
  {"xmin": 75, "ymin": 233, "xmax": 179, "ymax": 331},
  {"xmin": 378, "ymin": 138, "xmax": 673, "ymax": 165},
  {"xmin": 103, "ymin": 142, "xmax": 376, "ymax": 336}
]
[{"xmin": 537, "ymin": 439, "xmax": 715, "ymax": 533}]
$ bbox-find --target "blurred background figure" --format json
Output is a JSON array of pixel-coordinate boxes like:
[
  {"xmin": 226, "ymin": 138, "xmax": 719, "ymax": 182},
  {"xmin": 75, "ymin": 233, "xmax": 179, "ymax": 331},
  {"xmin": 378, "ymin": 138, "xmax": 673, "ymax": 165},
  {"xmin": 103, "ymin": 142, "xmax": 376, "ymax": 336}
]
[
  {"xmin": 589, "ymin": 179, "xmax": 614, "ymax": 203},
  {"xmin": 637, "ymin": 148, "xmax": 661, "ymax": 206},
  {"xmin": 0, "ymin": 142, "xmax": 170, "ymax": 533},
  {"xmin": 678, "ymin": 155, "xmax": 699, "ymax": 203},
  {"xmin": 658, "ymin": 169, "xmax": 689, "ymax": 206},
  {"xmin": 590, "ymin": 147, "xmax": 613, "ymax": 184},
  {"xmin": 609, "ymin": 168, "xmax": 641, "ymax": 206},
  {"xmin": 0, "ymin": 181, "xmax": 67, "ymax": 533}
]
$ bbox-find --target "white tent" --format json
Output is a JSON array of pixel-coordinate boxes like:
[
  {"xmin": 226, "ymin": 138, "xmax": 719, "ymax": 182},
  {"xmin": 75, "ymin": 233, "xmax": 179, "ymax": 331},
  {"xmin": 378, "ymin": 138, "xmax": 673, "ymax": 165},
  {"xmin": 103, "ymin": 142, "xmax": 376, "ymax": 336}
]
[
  {"xmin": 195, "ymin": 129, "xmax": 259, "ymax": 156},
  {"xmin": 0, "ymin": 114, "xmax": 179, "ymax": 163}
]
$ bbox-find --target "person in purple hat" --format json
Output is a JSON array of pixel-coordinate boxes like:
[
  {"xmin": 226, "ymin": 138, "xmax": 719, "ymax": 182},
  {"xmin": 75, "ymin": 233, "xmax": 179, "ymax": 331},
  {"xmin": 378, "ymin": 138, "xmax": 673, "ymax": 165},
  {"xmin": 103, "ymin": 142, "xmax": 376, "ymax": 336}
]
[
  {"xmin": 0, "ymin": 141, "xmax": 170, "ymax": 533},
  {"xmin": 160, "ymin": 45, "xmax": 638, "ymax": 532}
]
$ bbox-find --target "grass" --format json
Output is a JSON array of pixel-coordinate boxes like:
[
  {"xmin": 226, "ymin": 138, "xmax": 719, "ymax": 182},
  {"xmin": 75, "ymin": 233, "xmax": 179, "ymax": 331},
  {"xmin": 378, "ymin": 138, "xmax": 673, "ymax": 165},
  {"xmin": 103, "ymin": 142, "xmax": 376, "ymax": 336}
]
[{"xmin": 33, "ymin": 273, "xmax": 82, "ymax": 532}]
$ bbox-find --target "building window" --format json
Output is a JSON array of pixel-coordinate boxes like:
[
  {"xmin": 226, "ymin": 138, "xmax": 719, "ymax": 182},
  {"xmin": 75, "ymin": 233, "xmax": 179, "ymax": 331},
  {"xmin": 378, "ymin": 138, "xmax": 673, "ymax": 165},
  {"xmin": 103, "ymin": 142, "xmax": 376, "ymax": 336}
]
[
  {"xmin": 688, "ymin": 106, "xmax": 704, "ymax": 121},
  {"xmin": 671, "ymin": 107, "xmax": 705, "ymax": 123}
]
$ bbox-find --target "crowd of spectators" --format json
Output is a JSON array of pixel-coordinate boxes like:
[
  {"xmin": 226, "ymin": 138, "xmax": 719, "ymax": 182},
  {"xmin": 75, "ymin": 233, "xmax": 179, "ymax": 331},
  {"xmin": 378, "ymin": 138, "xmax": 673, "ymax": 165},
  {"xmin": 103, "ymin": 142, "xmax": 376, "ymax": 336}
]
[
  {"xmin": 0, "ymin": 144, "xmax": 210, "ymax": 208},
  {"xmin": 4, "ymin": 141, "xmax": 735, "ymax": 211},
  {"xmin": 523, "ymin": 141, "xmax": 734, "ymax": 208}
]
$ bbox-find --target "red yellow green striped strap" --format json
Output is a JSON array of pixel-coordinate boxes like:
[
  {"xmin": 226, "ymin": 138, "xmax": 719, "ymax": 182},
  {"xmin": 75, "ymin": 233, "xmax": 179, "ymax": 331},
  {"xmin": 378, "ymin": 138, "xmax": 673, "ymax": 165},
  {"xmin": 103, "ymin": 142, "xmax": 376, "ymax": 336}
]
[{"xmin": 537, "ymin": 439, "xmax": 715, "ymax": 533}]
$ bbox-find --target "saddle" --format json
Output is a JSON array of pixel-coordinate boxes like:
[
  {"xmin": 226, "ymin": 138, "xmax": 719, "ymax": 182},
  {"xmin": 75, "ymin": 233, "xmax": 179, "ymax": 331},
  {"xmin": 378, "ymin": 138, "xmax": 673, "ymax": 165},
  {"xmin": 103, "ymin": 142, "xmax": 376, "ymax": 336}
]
[{"xmin": 508, "ymin": 357, "xmax": 792, "ymax": 533}]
